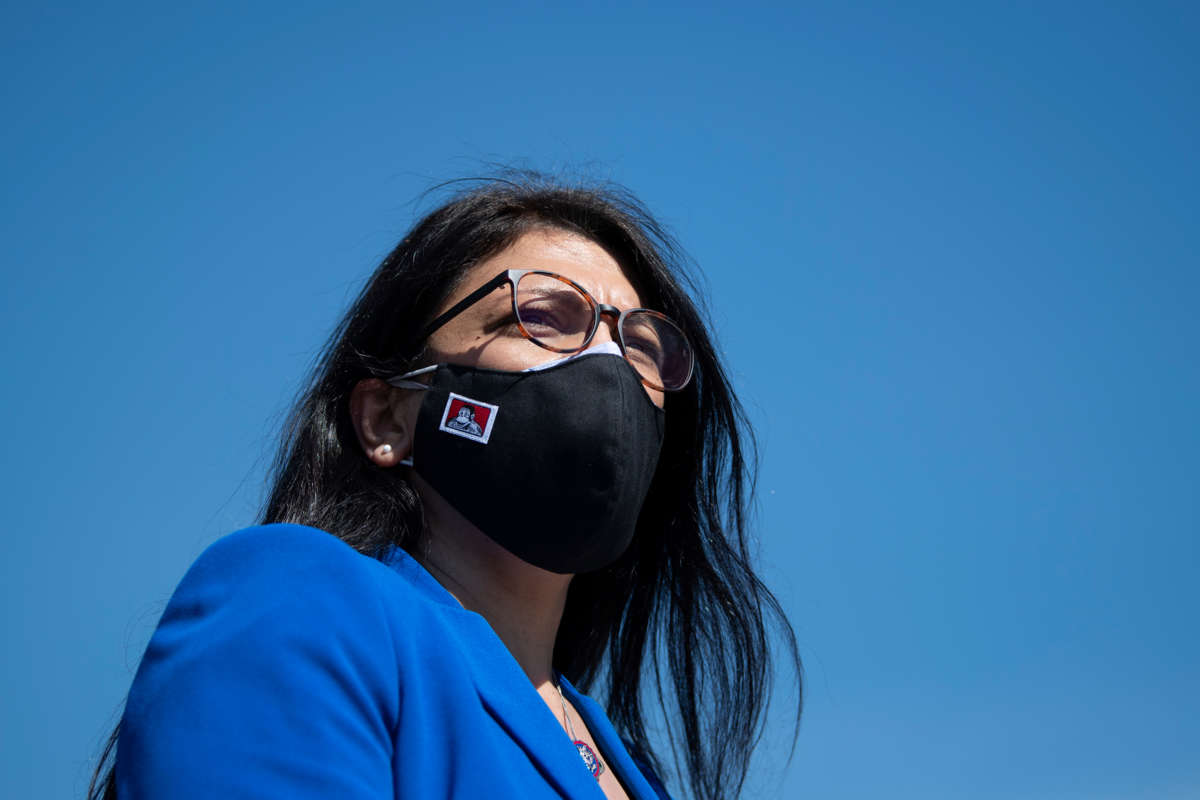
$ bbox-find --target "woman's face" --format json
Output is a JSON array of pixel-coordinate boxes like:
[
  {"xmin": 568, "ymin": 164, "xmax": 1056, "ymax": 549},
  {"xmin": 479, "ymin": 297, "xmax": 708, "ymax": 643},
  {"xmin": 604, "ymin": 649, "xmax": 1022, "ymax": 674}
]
[{"xmin": 425, "ymin": 228, "xmax": 665, "ymax": 408}]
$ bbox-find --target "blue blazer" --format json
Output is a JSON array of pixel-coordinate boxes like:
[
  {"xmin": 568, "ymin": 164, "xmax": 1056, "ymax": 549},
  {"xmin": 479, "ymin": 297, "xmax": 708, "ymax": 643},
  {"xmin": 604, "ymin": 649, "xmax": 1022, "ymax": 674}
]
[{"xmin": 116, "ymin": 524, "xmax": 672, "ymax": 799}]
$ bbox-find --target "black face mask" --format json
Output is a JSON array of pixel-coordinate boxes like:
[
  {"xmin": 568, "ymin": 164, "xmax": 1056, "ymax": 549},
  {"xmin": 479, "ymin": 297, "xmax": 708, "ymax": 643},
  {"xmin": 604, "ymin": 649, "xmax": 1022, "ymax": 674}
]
[{"xmin": 392, "ymin": 353, "xmax": 665, "ymax": 574}]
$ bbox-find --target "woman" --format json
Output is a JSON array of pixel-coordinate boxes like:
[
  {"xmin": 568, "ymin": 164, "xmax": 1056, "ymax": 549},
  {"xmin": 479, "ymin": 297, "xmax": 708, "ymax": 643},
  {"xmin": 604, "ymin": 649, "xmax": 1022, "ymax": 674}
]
[{"xmin": 91, "ymin": 174, "xmax": 801, "ymax": 800}]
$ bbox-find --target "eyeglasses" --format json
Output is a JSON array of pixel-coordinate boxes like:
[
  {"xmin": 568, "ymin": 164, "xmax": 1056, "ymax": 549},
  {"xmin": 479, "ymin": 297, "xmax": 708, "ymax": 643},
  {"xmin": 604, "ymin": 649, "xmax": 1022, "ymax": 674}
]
[{"xmin": 421, "ymin": 269, "xmax": 695, "ymax": 392}]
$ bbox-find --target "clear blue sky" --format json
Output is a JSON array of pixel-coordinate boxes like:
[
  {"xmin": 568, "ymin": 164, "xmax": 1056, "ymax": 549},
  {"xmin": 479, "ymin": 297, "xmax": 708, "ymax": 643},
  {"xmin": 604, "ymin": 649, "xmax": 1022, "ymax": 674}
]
[{"xmin": 4, "ymin": 2, "xmax": 1197, "ymax": 798}]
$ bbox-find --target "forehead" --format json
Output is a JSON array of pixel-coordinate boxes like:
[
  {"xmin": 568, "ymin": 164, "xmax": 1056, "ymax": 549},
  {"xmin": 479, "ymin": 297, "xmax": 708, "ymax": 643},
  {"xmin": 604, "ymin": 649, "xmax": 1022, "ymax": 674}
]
[{"xmin": 454, "ymin": 229, "xmax": 643, "ymax": 309}]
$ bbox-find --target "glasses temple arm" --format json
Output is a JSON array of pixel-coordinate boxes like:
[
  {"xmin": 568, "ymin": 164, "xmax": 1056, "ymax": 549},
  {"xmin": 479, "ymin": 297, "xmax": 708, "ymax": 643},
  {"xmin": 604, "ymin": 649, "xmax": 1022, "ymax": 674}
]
[
  {"xmin": 419, "ymin": 272, "xmax": 511, "ymax": 340},
  {"xmin": 386, "ymin": 364, "xmax": 437, "ymax": 390}
]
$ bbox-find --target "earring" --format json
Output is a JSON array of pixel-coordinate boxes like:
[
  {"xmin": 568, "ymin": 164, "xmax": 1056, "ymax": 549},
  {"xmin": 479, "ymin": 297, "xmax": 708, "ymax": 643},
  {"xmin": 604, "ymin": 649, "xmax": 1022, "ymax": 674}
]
[{"xmin": 376, "ymin": 443, "xmax": 393, "ymax": 457}]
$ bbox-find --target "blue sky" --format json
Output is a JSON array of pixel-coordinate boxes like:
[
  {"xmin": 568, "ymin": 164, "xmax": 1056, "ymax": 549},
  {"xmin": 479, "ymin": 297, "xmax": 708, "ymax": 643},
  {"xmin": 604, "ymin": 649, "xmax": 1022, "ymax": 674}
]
[{"xmin": 3, "ymin": 2, "xmax": 1197, "ymax": 798}]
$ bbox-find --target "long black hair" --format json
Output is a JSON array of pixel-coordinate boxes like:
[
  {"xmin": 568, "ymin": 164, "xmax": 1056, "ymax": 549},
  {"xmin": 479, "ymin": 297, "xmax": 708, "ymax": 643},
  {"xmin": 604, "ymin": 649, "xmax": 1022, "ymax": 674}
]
[{"xmin": 91, "ymin": 173, "xmax": 801, "ymax": 800}]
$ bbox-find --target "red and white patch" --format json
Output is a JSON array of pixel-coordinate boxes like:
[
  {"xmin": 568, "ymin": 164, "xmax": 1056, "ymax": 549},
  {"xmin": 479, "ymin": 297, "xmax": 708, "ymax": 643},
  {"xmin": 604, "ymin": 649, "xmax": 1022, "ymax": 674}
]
[{"xmin": 438, "ymin": 393, "xmax": 498, "ymax": 444}]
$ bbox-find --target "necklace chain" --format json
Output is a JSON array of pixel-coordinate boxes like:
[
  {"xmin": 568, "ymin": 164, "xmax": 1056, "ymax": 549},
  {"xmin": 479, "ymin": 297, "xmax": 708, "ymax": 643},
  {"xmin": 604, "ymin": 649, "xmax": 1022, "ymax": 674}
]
[
  {"xmin": 555, "ymin": 680, "xmax": 605, "ymax": 780},
  {"xmin": 556, "ymin": 681, "xmax": 581, "ymax": 741}
]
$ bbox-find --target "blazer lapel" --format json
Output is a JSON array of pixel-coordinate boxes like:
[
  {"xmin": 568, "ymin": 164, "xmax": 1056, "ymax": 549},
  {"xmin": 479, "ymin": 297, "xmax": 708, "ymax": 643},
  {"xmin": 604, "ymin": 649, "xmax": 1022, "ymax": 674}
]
[
  {"xmin": 382, "ymin": 548, "xmax": 609, "ymax": 799},
  {"xmin": 459, "ymin": 614, "xmax": 604, "ymax": 799}
]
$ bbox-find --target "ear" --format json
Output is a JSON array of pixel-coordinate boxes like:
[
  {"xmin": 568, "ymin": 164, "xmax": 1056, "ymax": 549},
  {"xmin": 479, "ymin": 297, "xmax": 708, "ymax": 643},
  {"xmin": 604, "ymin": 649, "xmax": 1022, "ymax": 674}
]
[{"xmin": 349, "ymin": 378, "xmax": 423, "ymax": 467}]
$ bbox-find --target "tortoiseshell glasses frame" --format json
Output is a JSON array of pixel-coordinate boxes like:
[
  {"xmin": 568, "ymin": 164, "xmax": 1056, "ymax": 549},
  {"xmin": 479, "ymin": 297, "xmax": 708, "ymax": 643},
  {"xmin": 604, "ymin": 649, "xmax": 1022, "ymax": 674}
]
[{"xmin": 419, "ymin": 269, "xmax": 694, "ymax": 392}]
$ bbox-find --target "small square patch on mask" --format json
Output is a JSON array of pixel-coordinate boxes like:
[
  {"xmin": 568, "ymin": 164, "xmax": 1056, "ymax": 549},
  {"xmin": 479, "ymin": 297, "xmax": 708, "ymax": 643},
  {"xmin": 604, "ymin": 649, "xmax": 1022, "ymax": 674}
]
[{"xmin": 438, "ymin": 393, "xmax": 498, "ymax": 444}]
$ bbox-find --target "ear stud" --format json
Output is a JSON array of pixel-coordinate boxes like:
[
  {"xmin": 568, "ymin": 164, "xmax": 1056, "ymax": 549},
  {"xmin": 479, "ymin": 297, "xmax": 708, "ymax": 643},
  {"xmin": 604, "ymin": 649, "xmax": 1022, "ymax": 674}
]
[{"xmin": 376, "ymin": 444, "xmax": 393, "ymax": 456}]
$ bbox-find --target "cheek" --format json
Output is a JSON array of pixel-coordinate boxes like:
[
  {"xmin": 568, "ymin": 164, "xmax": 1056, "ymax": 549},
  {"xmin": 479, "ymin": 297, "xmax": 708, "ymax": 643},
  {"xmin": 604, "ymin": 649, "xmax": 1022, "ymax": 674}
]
[{"xmin": 431, "ymin": 331, "xmax": 560, "ymax": 373}]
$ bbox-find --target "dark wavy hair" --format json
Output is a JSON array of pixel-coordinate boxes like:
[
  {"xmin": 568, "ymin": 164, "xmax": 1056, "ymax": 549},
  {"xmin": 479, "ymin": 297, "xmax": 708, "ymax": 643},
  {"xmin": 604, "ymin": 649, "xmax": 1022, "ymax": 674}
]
[{"xmin": 90, "ymin": 173, "xmax": 801, "ymax": 800}]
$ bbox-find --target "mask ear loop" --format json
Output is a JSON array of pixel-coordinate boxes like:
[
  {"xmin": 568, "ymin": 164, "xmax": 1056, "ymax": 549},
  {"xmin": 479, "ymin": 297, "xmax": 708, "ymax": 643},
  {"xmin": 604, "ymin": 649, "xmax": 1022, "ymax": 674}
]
[{"xmin": 384, "ymin": 365, "xmax": 435, "ymax": 466}]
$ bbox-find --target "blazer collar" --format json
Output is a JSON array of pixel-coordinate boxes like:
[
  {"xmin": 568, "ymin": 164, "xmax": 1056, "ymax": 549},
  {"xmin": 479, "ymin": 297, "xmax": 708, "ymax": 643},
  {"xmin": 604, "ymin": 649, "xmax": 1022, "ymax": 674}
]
[{"xmin": 381, "ymin": 545, "xmax": 464, "ymax": 608}]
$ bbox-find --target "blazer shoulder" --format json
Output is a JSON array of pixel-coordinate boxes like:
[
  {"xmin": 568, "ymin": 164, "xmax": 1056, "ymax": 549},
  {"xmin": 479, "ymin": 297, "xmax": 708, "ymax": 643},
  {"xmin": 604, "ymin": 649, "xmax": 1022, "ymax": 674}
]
[
  {"xmin": 152, "ymin": 523, "xmax": 427, "ymax": 666},
  {"xmin": 181, "ymin": 522, "xmax": 403, "ymax": 600},
  {"xmin": 197, "ymin": 522, "xmax": 377, "ymax": 571},
  {"xmin": 119, "ymin": 523, "xmax": 409, "ymax": 798}
]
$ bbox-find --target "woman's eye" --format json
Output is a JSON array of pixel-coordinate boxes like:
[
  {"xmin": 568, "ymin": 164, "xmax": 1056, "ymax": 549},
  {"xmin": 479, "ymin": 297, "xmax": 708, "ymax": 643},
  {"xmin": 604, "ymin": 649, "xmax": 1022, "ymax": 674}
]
[
  {"xmin": 624, "ymin": 335, "xmax": 664, "ymax": 364},
  {"xmin": 519, "ymin": 306, "xmax": 564, "ymax": 332}
]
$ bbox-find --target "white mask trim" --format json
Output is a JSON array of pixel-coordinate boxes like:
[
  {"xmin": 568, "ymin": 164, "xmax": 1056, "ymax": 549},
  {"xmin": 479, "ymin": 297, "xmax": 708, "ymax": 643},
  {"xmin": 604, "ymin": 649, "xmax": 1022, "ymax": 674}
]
[{"xmin": 522, "ymin": 340, "xmax": 623, "ymax": 372}]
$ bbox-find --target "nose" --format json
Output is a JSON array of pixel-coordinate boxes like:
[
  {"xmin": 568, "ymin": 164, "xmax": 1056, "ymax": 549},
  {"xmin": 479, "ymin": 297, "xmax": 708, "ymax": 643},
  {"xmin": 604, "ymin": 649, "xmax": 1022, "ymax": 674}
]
[{"xmin": 594, "ymin": 304, "xmax": 623, "ymax": 345}]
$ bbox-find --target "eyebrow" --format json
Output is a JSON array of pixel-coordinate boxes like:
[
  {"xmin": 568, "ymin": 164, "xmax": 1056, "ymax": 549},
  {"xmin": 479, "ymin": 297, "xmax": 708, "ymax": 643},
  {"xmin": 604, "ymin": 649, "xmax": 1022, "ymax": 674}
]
[{"xmin": 516, "ymin": 284, "xmax": 585, "ymax": 301}]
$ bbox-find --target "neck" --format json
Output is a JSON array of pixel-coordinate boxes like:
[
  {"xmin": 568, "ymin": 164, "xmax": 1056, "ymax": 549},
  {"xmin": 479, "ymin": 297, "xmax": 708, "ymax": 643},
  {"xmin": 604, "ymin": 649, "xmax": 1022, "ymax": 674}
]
[{"xmin": 413, "ymin": 474, "xmax": 572, "ymax": 686}]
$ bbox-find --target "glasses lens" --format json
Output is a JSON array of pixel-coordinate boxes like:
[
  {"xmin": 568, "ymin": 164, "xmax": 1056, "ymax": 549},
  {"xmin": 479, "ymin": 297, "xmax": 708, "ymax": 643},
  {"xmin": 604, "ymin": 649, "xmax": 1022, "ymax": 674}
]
[
  {"xmin": 620, "ymin": 311, "xmax": 694, "ymax": 391},
  {"xmin": 513, "ymin": 272, "xmax": 596, "ymax": 352}
]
